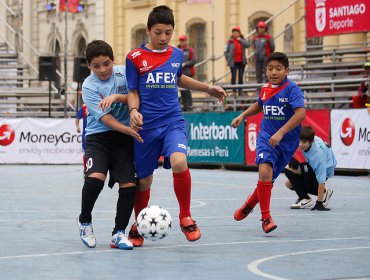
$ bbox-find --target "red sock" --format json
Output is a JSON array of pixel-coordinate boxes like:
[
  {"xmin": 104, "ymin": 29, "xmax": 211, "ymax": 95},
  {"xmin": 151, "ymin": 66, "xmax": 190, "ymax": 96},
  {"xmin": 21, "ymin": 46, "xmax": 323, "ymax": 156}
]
[
  {"xmin": 173, "ymin": 169, "xmax": 191, "ymax": 219},
  {"xmin": 134, "ymin": 189, "xmax": 150, "ymax": 219},
  {"xmin": 247, "ymin": 187, "xmax": 259, "ymax": 208},
  {"xmin": 257, "ymin": 181, "xmax": 273, "ymax": 220}
]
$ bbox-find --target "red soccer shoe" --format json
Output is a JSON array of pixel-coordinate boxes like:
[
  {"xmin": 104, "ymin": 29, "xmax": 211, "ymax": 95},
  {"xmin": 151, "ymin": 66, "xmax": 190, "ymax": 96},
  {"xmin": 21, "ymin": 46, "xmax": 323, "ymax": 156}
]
[{"xmin": 180, "ymin": 217, "xmax": 201, "ymax": 242}]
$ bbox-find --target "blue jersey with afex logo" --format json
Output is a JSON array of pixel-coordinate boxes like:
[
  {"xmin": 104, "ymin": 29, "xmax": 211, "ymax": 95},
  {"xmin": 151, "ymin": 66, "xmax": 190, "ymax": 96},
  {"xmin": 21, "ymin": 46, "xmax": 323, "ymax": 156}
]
[
  {"xmin": 257, "ymin": 78, "xmax": 305, "ymax": 146},
  {"xmin": 126, "ymin": 44, "xmax": 184, "ymax": 129}
]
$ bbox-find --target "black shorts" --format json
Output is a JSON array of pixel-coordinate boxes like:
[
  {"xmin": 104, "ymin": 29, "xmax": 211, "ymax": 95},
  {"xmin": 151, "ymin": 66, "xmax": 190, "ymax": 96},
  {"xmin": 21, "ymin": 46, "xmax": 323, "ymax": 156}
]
[
  {"xmin": 299, "ymin": 162, "xmax": 319, "ymax": 194},
  {"xmin": 84, "ymin": 131, "xmax": 136, "ymax": 187}
]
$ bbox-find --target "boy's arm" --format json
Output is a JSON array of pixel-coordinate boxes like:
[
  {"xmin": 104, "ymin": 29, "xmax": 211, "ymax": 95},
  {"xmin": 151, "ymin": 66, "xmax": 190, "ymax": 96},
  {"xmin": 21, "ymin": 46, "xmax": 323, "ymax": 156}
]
[
  {"xmin": 128, "ymin": 90, "xmax": 143, "ymax": 131},
  {"xmin": 178, "ymin": 75, "xmax": 226, "ymax": 102},
  {"xmin": 269, "ymin": 107, "xmax": 306, "ymax": 147},
  {"xmin": 100, "ymin": 113, "xmax": 143, "ymax": 143},
  {"xmin": 98, "ymin": 94, "xmax": 128, "ymax": 111},
  {"xmin": 231, "ymin": 102, "xmax": 262, "ymax": 128}
]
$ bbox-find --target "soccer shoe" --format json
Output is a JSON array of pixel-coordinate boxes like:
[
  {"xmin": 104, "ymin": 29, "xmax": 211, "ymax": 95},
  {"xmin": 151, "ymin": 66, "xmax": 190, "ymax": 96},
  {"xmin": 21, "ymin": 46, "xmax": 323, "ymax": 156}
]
[
  {"xmin": 128, "ymin": 224, "xmax": 144, "ymax": 247},
  {"xmin": 180, "ymin": 217, "xmax": 201, "ymax": 242},
  {"xmin": 323, "ymin": 188, "xmax": 333, "ymax": 208},
  {"xmin": 311, "ymin": 201, "xmax": 330, "ymax": 211},
  {"xmin": 261, "ymin": 217, "xmax": 277, "ymax": 234},
  {"xmin": 290, "ymin": 198, "xmax": 313, "ymax": 209},
  {"xmin": 234, "ymin": 201, "xmax": 253, "ymax": 221},
  {"xmin": 110, "ymin": 230, "xmax": 133, "ymax": 250},
  {"xmin": 77, "ymin": 218, "xmax": 96, "ymax": 248}
]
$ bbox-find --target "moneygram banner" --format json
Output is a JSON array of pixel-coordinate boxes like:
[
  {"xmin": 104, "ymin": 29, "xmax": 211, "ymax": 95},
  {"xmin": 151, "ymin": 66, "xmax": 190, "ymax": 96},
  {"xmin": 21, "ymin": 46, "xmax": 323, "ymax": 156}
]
[
  {"xmin": 331, "ymin": 109, "xmax": 369, "ymax": 169},
  {"xmin": 0, "ymin": 118, "xmax": 83, "ymax": 164},
  {"xmin": 184, "ymin": 112, "xmax": 245, "ymax": 164},
  {"xmin": 306, "ymin": 0, "xmax": 370, "ymax": 38}
]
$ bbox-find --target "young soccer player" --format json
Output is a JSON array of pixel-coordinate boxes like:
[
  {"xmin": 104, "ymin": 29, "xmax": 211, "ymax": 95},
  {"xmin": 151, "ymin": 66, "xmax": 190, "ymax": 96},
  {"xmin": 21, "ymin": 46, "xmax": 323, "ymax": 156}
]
[
  {"xmin": 77, "ymin": 40, "xmax": 143, "ymax": 250},
  {"xmin": 231, "ymin": 52, "xmax": 306, "ymax": 234},
  {"xmin": 126, "ymin": 5, "xmax": 226, "ymax": 246},
  {"xmin": 285, "ymin": 126, "xmax": 336, "ymax": 210}
]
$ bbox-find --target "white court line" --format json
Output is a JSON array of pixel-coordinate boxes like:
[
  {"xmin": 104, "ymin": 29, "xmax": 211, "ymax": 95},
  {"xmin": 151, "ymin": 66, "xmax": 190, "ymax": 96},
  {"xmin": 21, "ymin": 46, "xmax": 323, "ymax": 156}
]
[
  {"xmin": 1, "ymin": 211, "xmax": 370, "ymax": 223},
  {"xmin": 247, "ymin": 246, "xmax": 370, "ymax": 280},
  {"xmin": 1, "ymin": 236, "xmax": 369, "ymax": 260}
]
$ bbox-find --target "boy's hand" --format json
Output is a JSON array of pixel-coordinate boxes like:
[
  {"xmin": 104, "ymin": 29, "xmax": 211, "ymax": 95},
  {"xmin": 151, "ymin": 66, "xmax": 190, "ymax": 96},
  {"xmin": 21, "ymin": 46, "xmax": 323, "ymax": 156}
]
[
  {"xmin": 269, "ymin": 131, "xmax": 284, "ymax": 147},
  {"xmin": 231, "ymin": 115, "xmax": 243, "ymax": 128},
  {"xmin": 98, "ymin": 94, "xmax": 116, "ymax": 111},
  {"xmin": 130, "ymin": 109, "xmax": 143, "ymax": 131},
  {"xmin": 128, "ymin": 127, "xmax": 143, "ymax": 143},
  {"xmin": 206, "ymin": 86, "xmax": 227, "ymax": 103}
]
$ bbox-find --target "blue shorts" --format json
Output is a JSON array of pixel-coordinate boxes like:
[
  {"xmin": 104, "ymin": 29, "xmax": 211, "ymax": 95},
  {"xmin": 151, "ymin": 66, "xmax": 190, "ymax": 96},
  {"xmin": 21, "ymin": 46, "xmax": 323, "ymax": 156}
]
[
  {"xmin": 134, "ymin": 120, "xmax": 188, "ymax": 179},
  {"xmin": 256, "ymin": 130, "xmax": 298, "ymax": 181}
]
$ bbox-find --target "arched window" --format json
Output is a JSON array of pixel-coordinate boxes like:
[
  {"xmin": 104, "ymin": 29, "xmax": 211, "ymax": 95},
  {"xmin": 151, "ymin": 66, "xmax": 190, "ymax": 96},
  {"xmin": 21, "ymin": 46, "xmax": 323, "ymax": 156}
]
[
  {"xmin": 188, "ymin": 22, "xmax": 206, "ymax": 82},
  {"xmin": 76, "ymin": 37, "xmax": 87, "ymax": 57},
  {"xmin": 132, "ymin": 28, "xmax": 148, "ymax": 50}
]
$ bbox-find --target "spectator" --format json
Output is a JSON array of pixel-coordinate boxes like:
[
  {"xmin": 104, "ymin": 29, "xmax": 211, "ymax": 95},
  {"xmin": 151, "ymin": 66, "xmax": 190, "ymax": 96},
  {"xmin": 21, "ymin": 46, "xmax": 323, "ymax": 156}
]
[
  {"xmin": 178, "ymin": 35, "xmax": 195, "ymax": 111},
  {"xmin": 252, "ymin": 21, "xmax": 275, "ymax": 86},
  {"xmin": 352, "ymin": 62, "xmax": 370, "ymax": 108},
  {"xmin": 224, "ymin": 26, "xmax": 250, "ymax": 95}
]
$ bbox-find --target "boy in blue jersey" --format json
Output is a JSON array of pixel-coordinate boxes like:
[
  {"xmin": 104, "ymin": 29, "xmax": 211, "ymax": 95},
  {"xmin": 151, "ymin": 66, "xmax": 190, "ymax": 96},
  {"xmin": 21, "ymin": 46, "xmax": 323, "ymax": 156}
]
[
  {"xmin": 285, "ymin": 126, "xmax": 335, "ymax": 210},
  {"xmin": 231, "ymin": 52, "xmax": 306, "ymax": 234},
  {"xmin": 77, "ymin": 40, "xmax": 143, "ymax": 250},
  {"xmin": 126, "ymin": 5, "xmax": 226, "ymax": 246}
]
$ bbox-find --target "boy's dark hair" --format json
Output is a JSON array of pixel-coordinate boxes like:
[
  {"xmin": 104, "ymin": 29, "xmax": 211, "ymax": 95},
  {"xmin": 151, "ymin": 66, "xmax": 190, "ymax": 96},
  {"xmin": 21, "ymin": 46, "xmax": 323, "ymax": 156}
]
[
  {"xmin": 85, "ymin": 40, "xmax": 114, "ymax": 64},
  {"xmin": 147, "ymin": 5, "xmax": 174, "ymax": 30},
  {"xmin": 266, "ymin": 52, "xmax": 289, "ymax": 68},
  {"xmin": 300, "ymin": 126, "xmax": 315, "ymax": 143}
]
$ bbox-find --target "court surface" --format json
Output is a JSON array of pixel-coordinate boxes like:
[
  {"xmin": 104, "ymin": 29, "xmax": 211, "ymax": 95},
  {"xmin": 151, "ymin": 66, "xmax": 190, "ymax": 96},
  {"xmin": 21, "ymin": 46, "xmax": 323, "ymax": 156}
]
[{"xmin": 0, "ymin": 165, "xmax": 369, "ymax": 280}]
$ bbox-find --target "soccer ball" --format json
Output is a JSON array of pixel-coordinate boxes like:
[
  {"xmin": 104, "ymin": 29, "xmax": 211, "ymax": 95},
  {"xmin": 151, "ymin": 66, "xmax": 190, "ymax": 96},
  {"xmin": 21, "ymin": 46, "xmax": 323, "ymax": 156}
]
[{"xmin": 136, "ymin": 205, "xmax": 172, "ymax": 241}]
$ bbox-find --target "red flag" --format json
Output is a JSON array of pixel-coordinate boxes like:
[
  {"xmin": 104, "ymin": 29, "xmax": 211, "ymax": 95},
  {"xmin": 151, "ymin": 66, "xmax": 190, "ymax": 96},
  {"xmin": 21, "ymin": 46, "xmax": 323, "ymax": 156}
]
[{"xmin": 59, "ymin": 0, "xmax": 80, "ymax": 13}]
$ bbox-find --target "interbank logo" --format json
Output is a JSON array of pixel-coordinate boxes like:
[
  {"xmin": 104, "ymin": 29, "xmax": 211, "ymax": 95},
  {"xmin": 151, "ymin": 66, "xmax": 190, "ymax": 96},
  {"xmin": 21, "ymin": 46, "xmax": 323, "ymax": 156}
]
[
  {"xmin": 0, "ymin": 124, "xmax": 15, "ymax": 146},
  {"xmin": 315, "ymin": 0, "xmax": 326, "ymax": 32},
  {"xmin": 340, "ymin": 118, "xmax": 355, "ymax": 146}
]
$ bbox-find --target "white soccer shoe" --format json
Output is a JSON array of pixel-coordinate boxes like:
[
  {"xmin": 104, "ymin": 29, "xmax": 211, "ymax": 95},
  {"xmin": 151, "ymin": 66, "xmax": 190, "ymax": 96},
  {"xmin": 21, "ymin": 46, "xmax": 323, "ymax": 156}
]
[
  {"xmin": 290, "ymin": 198, "xmax": 313, "ymax": 209},
  {"xmin": 77, "ymin": 218, "xmax": 96, "ymax": 248}
]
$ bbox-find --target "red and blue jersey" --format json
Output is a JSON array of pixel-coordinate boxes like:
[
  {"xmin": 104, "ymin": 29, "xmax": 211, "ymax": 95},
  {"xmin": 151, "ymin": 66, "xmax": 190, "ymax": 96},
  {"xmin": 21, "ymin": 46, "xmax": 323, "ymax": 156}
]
[
  {"xmin": 257, "ymin": 78, "xmax": 305, "ymax": 146},
  {"xmin": 126, "ymin": 44, "xmax": 184, "ymax": 129}
]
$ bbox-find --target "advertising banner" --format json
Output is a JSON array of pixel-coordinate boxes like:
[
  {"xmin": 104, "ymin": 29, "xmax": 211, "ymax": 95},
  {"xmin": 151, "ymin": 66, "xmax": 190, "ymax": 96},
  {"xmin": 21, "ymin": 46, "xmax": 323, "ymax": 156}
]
[
  {"xmin": 0, "ymin": 118, "xmax": 83, "ymax": 164},
  {"xmin": 184, "ymin": 112, "xmax": 245, "ymax": 164},
  {"xmin": 244, "ymin": 109, "xmax": 331, "ymax": 166},
  {"xmin": 331, "ymin": 109, "xmax": 369, "ymax": 169},
  {"xmin": 306, "ymin": 0, "xmax": 370, "ymax": 38}
]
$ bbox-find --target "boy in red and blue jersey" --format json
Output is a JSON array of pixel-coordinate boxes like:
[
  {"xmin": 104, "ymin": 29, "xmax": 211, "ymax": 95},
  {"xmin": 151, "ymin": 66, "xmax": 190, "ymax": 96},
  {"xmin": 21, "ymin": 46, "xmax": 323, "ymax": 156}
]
[
  {"xmin": 126, "ymin": 5, "xmax": 226, "ymax": 246},
  {"xmin": 231, "ymin": 52, "xmax": 306, "ymax": 234}
]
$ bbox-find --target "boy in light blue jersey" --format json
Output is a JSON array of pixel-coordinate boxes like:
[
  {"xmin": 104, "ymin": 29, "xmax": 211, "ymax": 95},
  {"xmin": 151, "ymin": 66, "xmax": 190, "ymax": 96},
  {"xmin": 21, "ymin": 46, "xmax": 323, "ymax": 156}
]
[
  {"xmin": 77, "ymin": 40, "xmax": 143, "ymax": 250},
  {"xmin": 285, "ymin": 126, "xmax": 336, "ymax": 211},
  {"xmin": 231, "ymin": 52, "xmax": 306, "ymax": 234},
  {"xmin": 126, "ymin": 5, "xmax": 226, "ymax": 246}
]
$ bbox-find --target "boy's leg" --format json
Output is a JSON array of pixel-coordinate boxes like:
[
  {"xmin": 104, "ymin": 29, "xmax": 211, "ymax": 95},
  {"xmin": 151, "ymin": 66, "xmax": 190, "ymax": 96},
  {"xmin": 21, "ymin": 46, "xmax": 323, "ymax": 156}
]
[
  {"xmin": 110, "ymin": 186, "xmax": 135, "ymax": 250},
  {"xmin": 285, "ymin": 168, "xmax": 313, "ymax": 209}
]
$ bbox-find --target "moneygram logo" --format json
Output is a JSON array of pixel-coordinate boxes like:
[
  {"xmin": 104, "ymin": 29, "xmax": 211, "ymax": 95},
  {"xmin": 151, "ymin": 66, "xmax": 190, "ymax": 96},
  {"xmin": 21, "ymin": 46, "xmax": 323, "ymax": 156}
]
[
  {"xmin": 0, "ymin": 124, "xmax": 15, "ymax": 146},
  {"xmin": 340, "ymin": 118, "xmax": 355, "ymax": 146}
]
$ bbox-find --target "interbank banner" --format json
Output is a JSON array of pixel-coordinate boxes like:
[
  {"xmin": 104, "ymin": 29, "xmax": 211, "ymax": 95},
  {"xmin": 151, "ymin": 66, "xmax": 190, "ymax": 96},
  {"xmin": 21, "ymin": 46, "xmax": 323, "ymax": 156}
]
[
  {"xmin": 0, "ymin": 118, "xmax": 83, "ymax": 164},
  {"xmin": 306, "ymin": 0, "xmax": 370, "ymax": 38},
  {"xmin": 331, "ymin": 109, "xmax": 369, "ymax": 169},
  {"xmin": 184, "ymin": 112, "xmax": 244, "ymax": 164}
]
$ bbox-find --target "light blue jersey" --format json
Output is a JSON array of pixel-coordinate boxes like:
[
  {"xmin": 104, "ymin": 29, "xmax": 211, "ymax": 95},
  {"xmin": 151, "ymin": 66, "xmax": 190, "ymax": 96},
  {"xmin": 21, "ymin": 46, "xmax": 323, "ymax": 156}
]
[
  {"xmin": 82, "ymin": 65, "xmax": 130, "ymax": 136},
  {"xmin": 303, "ymin": 136, "xmax": 337, "ymax": 184}
]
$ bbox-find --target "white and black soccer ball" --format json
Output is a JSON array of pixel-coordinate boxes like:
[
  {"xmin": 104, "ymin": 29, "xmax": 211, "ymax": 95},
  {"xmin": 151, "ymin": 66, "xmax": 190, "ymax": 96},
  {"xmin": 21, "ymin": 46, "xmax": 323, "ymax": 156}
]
[{"xmin": 136, "ymin": 205, "xmax": 172, "ymax": 241}]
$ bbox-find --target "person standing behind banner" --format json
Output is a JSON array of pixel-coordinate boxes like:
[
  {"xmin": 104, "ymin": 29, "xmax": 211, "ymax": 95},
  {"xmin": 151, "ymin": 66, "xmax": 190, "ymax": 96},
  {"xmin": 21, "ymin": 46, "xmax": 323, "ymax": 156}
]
[
  {"xmin": 352, "ymin": 62, "xmax": 370, "ymax": 109},
  {"xmin": 178, "ymin": 35, "xmax": 196, "ymax": 111},
  {"xmin": 224, "ymin": 26, "xmax": 250, "ymax": 95},
  {"xmin": 75, "ymin": 103, "xmax": 88, "ymax": 171},
  {"xmin": 252, "ymin": 21, "xmax": 275, "ymax": 85}
]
